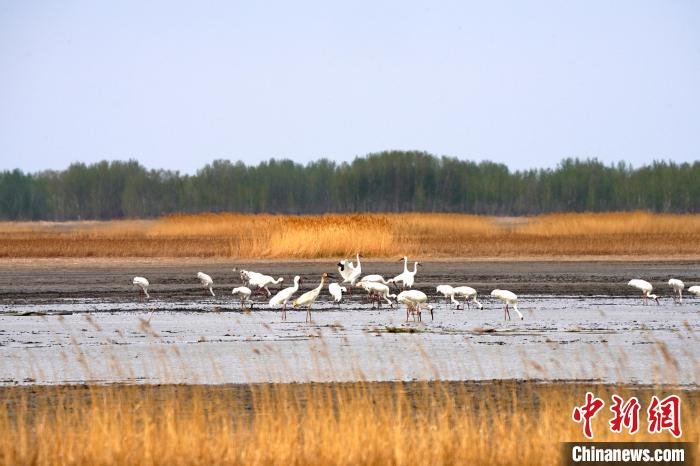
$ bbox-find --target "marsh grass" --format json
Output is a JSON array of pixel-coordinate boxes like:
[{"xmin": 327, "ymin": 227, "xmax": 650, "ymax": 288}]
[
  {"xmin": 0, "ymin": 212, "xmax": 697, "ymax": 258},
  {"xmin": 0, "ymin": 381, "xmax": 695, "ymax": 466}
]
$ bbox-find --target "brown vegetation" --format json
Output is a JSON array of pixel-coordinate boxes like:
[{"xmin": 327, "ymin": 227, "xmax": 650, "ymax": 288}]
[
  {"xmin": 0, "ymin": 212, "xmax": 698, "ymax": 259},
  {"xmin": 0, "ymin": 381, "xmax": 695, "ymax": 465}
]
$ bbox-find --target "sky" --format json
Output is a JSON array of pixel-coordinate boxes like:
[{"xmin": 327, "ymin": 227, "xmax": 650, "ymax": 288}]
[{"xmin": 0, "ymin": 0, "xmax": 698, "ymax": 174}]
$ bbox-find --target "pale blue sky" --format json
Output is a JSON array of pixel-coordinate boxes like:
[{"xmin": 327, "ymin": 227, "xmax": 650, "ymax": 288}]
[{"xmin": 1, "ymin": 0, "xmax": 698, "ymax": 173}]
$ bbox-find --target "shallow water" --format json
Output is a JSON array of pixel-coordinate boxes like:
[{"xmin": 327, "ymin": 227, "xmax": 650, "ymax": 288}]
[{"xmin": 0, "ymin": 294, "xmax": 697, "ymax": 386}]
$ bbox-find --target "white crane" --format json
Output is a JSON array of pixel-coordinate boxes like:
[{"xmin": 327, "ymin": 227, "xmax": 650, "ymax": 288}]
[
  {"xmin": 689, "ymin": 286, "xmax": 700, "ymax": 298},
  {"xmin": 356, "ymin": 280, "xmax": 396, "ymax": 308},
  {"xmin": 490, "ymin": 289, "xmax": 523, "ymax": 320},
  {"xmin": 627, "ymin": 279, "xmax": 659, "ymax": 305},
  {"xmin": 390, "ymin": 256, "xmax": 420, "ymax": 289},
  {"xmin": 293, "ymin": 273, "xmax": 330, "ymax": 322},
  {"xmin": 236, "ymin": 269, "xmax": 284, "ymax": 297},
  {"xmin": 231, "ymin": 286, "xmax": 252, "ymax": 308},
  {"xmin": 269, "ymin": 275, "xmax": 301, "ymax": 321},
  {"xmin": 337, "ymin": 253, "xmax": 362, "ymax": 285},
  {"xmin": 132, "ymin": 276, "xmax": 150, "ymax": 299},
  {"xmin": 453, "ymin": 286, "xmax": 484, "ymax": 310},
  {"xmin": 197, "ymin": 272, "xmax": 215, "ymax": 297},
  {"xmin": 328, "ymin": 283, "xmax": 347, "ymax": 303},
  {"xmin": 234, "ymin": 268, "xmax": 256, "ymax": 284},
  {"xmin": 249, "ymin": 274, "xmax": 284, "ymax": 297},
  {"xmin": 360, "ymin": 274, "xmax": 390, "ymax": 284},
  {"xmin": 396, "ymin": 290, "xmax": 433, "ymax": 321},
  {"xmin": 436, "ymin": 285, "xmax": 459, "ymax": 307},
  {"xmin": 668, "ymin": 278, "xmax": 685, "ymax": 304}
]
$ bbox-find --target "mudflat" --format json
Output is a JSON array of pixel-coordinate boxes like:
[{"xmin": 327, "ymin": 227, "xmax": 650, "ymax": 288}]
[{"xmin": 0, "ymin": 258, "xmax": 697, "ymax": 300}]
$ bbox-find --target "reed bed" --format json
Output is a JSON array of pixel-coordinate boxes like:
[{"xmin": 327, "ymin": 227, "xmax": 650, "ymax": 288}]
[
  {"xmin": 0, "ymin": 381, "xmax": 695, "ymax": 466},
  {"xmin": 0, "ymin": 212, "xmax": 697, "ymax": 258}
]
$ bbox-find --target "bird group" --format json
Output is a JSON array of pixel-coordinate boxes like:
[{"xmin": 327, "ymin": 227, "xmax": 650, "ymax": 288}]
[
  {"xmin": 627, "ymin": 278, "xmax": 699, "ymax": 305},
  {"xmin": 131, "ymin": 256, "xmax": 699, "ymax": 323}
]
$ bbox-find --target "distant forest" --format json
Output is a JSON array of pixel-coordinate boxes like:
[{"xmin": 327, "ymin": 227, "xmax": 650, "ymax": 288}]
[{"xmin": 0, "ymin": 151, "xmax": 697, "ymax": 220}]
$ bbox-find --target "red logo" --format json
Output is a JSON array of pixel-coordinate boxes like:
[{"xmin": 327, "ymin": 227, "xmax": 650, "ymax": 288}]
[
  {"xmin": 609, "ymin": 395, "xmax": 641, "ymax": 434},
  {"xmin": 647, "ymin": 395, "xmax": 682, "ymax": 438},
  {"xmin": 572, "ymin": 392, "xmax": 605, "ymax": 439},
  {"xmin": 572, "ymin": 393, "xmax": 682, "ymax": 439}
]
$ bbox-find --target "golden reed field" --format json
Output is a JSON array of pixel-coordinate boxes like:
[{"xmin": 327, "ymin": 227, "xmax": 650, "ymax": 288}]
[
  {"xmin": 0, "ymin": 211, "xmax": 698, "ymax": 259},
  {"xmin": 0, "ymin": 381, "xmax": 696, "ymax": 466}
]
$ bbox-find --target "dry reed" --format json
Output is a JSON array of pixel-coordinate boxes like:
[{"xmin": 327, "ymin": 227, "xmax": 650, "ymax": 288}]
[
  {"xmin": 0, "ymin": 212, "xmax": 697, "ymax": 259},
  {"xmin": 0, "ymin": 381, "xmax": 695, "ymax": 466}
]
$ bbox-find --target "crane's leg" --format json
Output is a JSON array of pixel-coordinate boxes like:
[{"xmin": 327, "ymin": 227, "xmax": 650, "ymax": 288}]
[
  {"xmin": 679, "ymin": 290, "xmax": 683, "ymax": 304},
  {"xmin": 282, "ymin": 302, "xmax": 287, "ymax": 321},
  {"xmin": 430, "ymin": 307, "xmax": 434, "ymax": 321}
]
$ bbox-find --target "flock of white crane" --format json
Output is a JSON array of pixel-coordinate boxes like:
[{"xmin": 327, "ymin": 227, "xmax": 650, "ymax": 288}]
[
  {"xmin": 627, "ymin": 278, "xmax": 698, "ymax": 305},
  {"xmin": 131, "ymin": 253, "xmax": 699, "ymax": 323}
]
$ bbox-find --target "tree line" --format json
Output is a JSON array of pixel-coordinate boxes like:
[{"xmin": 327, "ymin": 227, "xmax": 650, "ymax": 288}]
[{"xmin": 0, "ymin": 151, "xmax": 697, "ymax": 220}]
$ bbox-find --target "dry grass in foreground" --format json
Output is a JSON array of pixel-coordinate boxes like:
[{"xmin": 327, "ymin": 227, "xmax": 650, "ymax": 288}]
[
  {"xmin": 0, "ymin": 381, "xmax": 696, "ymax": 466},
  {"xmin": 0, "ymin": 212, "xmax": 698, "ymax": 259}
]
